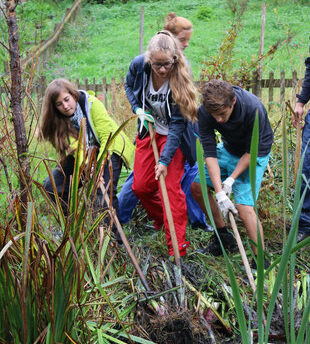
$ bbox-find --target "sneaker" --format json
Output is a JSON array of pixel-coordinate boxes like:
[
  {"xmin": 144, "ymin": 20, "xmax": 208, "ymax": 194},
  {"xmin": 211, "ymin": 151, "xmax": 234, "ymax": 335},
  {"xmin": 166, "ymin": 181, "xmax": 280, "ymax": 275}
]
[
  {"xmin": 297, "ymin": 231, "xmax": 310, "ymax": 243},
  {"xmin": 191, "ymin": 222, "xmax": 214, "ymax": 232},
  {"xmin": 251, "ymin": 257, "xmax": 270, "ymax": 270},
  {"xmin": 112, "ymin": 226, "xmax": 123, "ymax": 245},
  {"xmin": 198, "ymin": 231, "xmax": 237, "ymax": 256}
]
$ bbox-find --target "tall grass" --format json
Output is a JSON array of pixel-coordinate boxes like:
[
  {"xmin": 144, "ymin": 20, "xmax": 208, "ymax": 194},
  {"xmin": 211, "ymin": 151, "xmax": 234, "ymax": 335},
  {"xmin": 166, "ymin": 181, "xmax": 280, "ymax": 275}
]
[{"xmin": 0, "ymin": 109, "xmax": 154, "ymax": 343}]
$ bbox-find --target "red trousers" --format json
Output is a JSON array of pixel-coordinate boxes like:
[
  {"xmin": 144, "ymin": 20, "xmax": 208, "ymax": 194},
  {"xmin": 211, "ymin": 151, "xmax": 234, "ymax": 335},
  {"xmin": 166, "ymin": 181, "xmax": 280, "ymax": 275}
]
[{"xmin": 132, "ymin": 133, "xmax": 189, "ymax": 256}]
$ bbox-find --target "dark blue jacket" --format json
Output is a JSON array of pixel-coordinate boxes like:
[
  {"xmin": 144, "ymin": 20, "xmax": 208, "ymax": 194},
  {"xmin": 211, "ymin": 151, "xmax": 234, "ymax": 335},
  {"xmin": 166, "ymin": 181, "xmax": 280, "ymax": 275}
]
[
  {"xmin": 125, "ymin": 54, "xmax": 198, "ymax": 167},
  {"xmin": 297, "ymin": 57, "xmax": 310, "ymax": 105},
  {"xmin": 198, "ymin": 86, "xmax": 274, "ymax": 158}
]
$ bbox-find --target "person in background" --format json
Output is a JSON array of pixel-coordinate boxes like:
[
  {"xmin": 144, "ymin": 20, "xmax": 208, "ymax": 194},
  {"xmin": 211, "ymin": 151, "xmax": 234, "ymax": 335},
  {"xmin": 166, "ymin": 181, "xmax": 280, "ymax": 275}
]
[
  {"xmin": 119, "ymin": 13, "xmax": 211, "ymax": 231},
  {"xmin": 125, "ymin": 31, "xmax": 197, "ymax": 257},
  {"xmin": 38, "ymin": 79, "xmax": 135, "ymax": 222},
  {"xmin": 191, "ymin": 80, "xmax": 273, "ymax": 269},
  {"xmin": 163, "ymin": 12, "xmax": 192, "ymax": 51},
  {"xmin": 293, "ymin": 56, "xmax": 310, "ymax": 243}
]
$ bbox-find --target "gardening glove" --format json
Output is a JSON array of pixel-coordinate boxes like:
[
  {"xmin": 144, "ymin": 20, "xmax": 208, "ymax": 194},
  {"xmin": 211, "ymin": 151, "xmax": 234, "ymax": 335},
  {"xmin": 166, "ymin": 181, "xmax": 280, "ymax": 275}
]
[
  {"xmin": 135, "ymin": 107, "xmax": 154, "ymax": 134},
  {"xmin": 215, "ymin": 190, "xmax": 238, "ymax": 219},
  {"xmin": 222, "ymin": 177, "xmax": 235, "ymax": 197}
]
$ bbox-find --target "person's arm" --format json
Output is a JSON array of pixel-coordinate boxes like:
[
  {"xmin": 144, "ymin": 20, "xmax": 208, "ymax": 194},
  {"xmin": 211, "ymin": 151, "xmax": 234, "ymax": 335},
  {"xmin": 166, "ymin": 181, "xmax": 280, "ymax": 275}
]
[
  {"xmin": 125, "ymin": 56, "xmax": 142, "ymax": 112},
  {"xmin": 158, "ymin": 106, "xmax": 186, "ymax": 167},
  {"xmin": 206, "ymin": 156, "xmax": 238, "ymax": 217},
  {"xmin": 89, "ymin": 96, "xmax": 127, "ymax": 161},
  {"xmin": 230, "ymin": 153, "xmax": 250, "ymax": 179},
  {"xmin": 293, "ymin": 102, "xmax": 305, "ymax": 129},
  {"xmin": 294, "ymin": 57, "xmax": 310, "ymax": 128},
  {"xmin": 155, "ymin": 164, "xmax": 167, "ymax": 180},
  {"xmin": 205, "ymin": 157, "xmax": 222, "ymax": 193},
  {"xmin": 220, "ymin": 152, "xmax": 250, "ymax": 196}
]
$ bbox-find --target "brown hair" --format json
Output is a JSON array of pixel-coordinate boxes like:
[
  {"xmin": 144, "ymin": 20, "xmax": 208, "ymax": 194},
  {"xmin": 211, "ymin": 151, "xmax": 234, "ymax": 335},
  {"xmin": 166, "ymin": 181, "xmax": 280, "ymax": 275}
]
[
  {"xmin": 145, "ymin": 31, "xmax": 197, "ymax": 121},
  {"xmin": 163, "ymin": 12, "xmax": 192, "ymax": 35},
  {"xmin": 202, "ymin": 80, "xmax": 236, "ymax": 114},
  {"xmin": 38, "ymin": 79, "xmax": 80, "ymax": 159}
]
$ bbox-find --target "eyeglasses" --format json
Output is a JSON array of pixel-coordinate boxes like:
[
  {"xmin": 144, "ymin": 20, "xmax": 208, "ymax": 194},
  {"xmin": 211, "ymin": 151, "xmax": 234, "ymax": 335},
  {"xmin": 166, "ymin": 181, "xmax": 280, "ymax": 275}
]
[{"xmin": 151, "ymin": 61, "xmax": 174, "ymax": 70}]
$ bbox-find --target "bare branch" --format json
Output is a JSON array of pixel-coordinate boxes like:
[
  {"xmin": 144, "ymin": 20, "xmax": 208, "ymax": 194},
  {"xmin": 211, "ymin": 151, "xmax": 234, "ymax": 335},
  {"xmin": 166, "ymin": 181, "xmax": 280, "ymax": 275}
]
[
  {"xmin": 0, "ymin": 40, "xmax": 10, "ymax": 52},
  {"xmin": 0, "ymin": 157, "xmax": 13, "ymax": 193}
]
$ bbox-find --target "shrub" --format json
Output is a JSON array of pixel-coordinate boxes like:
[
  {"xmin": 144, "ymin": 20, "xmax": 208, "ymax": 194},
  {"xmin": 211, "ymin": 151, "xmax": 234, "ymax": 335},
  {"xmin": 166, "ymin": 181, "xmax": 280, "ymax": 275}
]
[{"xmin": 196, "ymin": 5, "xmax": 214, "ymax": 21}]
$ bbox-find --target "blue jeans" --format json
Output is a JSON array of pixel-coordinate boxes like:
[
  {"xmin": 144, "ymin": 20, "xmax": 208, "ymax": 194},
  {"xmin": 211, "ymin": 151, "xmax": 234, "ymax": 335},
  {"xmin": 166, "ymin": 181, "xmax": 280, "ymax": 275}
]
[
  {"xmin": 44, "ymin": 153, "xmax": 122, "ymax": 217},
  {"xmin": 299, "ymin": 111, "xmax": 310, "ymax": 235},
  {"xmin": 118, "ymin": 162, "xmax": 207, "ymax": 227}
]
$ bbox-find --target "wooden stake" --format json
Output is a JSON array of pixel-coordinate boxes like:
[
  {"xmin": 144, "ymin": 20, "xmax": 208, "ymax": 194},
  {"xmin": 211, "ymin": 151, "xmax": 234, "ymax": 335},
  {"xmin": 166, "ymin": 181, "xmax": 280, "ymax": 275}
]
[
  {"xmin": 228, "ymin": 212, "xmax": 256, "ymax": 293},
  {"xmin": 148, "ymin": 125, "xmax": 181, "ymax": 269},
  {"xmin": 286, "ymin": 100, "xmax": 302, "ymax": 183}
]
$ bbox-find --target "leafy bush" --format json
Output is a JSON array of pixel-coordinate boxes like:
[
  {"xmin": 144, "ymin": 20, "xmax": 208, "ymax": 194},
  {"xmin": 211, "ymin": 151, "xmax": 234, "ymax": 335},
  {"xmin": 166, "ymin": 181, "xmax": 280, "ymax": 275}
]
[{"xmin": 196, "ymin": 5, "xmax": 214, "ymax": 20}]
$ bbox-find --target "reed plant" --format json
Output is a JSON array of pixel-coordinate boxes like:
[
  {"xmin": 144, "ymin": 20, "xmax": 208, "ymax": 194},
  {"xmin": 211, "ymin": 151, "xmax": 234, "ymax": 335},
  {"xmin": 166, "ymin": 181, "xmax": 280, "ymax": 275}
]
[{"xmin": 0, "ymin": 107, "xmax": 156, "ymax": 343}]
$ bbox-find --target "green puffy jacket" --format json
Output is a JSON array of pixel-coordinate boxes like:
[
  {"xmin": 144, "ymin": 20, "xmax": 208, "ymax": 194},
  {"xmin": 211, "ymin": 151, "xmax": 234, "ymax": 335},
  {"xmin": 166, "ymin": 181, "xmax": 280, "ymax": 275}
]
[{"xmin": 71, "ymin": 91, "xmax": 135, "ymax": 168}]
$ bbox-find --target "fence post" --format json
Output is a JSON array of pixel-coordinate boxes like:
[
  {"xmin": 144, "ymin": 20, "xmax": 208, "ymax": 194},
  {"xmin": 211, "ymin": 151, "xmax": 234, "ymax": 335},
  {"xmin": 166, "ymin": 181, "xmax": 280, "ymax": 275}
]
[
  {"xmin": 93, "ymin": 77, "xmax": 97, "ymax": 94},
  {"xmin": 111, "ymin": 77, "xmax": 117, "ymax": 114},
  {"xmin": 76, "ymin": 78, "xmax": 80, "ymax": 89},
  {"xmin": 252, "ymin": 70, "xmax": 258, "ymax": 96},
  {"xmin": 257, "ymin": 2, "xmax": 266, "ymax": 99},
  {"xmin": 268, "ymin": 71, "xmax": 274, "ymax": 111},
  {"xmin": 85, "ymin": 78, "xmax": 89, "ymax": 91},
  {"xmin": 280, "ymin": 70, "xmax": 285, "ymax": 106},
  {"xmin": 291, "ymin": 70, "xmax": 298, "ymax": 103},
  {"xmin": 38, "ymin": 75, "xmax": 46, "ymax": 111},
  {"xmin": 102, "ymin": 77, "xmax": 107, "ymax": 110}
]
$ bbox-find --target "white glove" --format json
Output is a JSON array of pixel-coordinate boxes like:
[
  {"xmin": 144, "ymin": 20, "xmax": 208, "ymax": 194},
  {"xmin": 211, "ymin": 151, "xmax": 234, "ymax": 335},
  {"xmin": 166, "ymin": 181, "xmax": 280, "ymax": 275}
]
[
  {"xmin": 135, "ymin": 107, "xmax": 154, "ymax": 133},
  {"xmin": 215, "ymin": 190, "xmax": 238, "ymax": 219},
  {"xmin": 222, "ymin": 177, "xmax": 235, "ymax": 197}
]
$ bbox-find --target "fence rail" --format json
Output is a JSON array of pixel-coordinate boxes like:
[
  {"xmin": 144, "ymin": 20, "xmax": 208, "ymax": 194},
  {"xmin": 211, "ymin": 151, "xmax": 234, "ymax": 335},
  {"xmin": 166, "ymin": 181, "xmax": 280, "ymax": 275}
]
[{"xmin": 0, "ymin": 70, "xmax": 303, "ymax": 114}]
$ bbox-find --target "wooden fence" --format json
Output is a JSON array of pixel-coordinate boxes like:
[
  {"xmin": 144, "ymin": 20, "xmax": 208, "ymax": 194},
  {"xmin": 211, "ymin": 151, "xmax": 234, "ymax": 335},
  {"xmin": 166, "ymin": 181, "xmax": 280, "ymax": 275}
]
[
  {"xmin": 0, "ymin": 70, "xmax": 303, "ymax": 114},
  {"xmin": 33, "ymin": 70, "xmax": 303, "ymax": 112},
  {"xmin": 250, "ymin": 70, "xmax": 300, "ymax": 109}
]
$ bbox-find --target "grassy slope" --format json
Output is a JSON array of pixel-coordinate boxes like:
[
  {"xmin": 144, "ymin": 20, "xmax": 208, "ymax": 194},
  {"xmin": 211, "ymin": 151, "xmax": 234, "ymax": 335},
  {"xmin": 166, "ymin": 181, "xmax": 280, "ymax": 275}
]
[
  {"xmin": 44, "ymin": 0, "xmax": 310, "ymax": 82},
  {"xmin": 0, "ymin": 0, "xmax": 73, "ymax": 70}
]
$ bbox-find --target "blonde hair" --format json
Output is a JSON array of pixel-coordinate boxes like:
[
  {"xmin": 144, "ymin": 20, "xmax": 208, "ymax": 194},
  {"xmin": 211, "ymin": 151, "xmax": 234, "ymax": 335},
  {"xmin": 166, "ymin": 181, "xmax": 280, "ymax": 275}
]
[
  {"xmin": 163, "ymin": 12, "xmax": 192, "ymax": 35},
  {"xmin": 145, "ymin": 31, "xmax": 197, "ymax": 121},
  {"xmin": 38, "ymin": 79, "xmax": 79, "ymax": 159}
]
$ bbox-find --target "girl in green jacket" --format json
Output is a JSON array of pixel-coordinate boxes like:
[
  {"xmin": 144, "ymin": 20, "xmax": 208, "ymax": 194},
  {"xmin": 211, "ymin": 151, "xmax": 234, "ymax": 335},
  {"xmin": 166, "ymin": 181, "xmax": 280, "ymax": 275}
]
[{"xmin": 39, "ymin": 78, "xmax": 135, "ymax": 218}]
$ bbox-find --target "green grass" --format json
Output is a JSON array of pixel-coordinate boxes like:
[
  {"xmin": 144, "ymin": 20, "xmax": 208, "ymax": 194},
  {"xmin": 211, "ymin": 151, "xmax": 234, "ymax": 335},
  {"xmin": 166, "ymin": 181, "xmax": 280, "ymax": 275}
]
[
  {"xmin": 42, "ymin": 0, "xmax": 310, "ymax": 82},
  {"xmin": 0, "ymin": 0, "xmax": 74, "ymax": 71}
]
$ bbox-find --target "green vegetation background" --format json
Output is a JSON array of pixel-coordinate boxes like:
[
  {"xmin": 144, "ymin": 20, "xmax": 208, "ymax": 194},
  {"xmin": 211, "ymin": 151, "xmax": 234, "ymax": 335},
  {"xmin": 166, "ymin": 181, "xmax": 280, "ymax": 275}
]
[{"xmin": 44, "ymin": 0, "xmax": 310, "ymax": 82}]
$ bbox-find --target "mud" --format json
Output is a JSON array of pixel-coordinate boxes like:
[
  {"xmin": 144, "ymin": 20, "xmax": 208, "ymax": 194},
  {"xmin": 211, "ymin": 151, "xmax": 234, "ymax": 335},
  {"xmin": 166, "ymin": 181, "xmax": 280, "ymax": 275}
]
[{"xmin": 134, "ymin": 305, "xmax": 214, "ymax": 344}]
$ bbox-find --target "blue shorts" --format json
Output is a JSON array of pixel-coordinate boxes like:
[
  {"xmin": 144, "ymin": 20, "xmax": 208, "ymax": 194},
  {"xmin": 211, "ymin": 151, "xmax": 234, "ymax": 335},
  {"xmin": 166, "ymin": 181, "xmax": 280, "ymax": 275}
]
[{"xmin": 194, "ymin": 143, "xmax": 270, "ymax": 206}]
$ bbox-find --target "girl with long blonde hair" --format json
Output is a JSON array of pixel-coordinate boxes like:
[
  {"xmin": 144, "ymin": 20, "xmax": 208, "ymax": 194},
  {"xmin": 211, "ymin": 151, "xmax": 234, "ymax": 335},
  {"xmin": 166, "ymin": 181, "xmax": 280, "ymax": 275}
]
[{"xmin": 125, "ymin": 30, "xmax": 197, "ymax": 257}]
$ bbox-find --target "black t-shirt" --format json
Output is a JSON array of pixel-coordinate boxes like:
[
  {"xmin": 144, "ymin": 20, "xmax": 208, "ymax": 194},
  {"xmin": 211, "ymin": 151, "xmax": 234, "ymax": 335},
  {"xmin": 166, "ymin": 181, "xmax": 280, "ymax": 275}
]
[{"xmin": 198, "ymin": 86, "xmax": 274, "ymax": 158}]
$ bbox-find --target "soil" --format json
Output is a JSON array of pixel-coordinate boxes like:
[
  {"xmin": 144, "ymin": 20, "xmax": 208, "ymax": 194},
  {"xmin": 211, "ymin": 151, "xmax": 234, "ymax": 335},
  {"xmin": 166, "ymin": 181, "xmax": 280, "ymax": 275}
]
[{"xmin": 135, "ymin": 308, "xmax": 213, "ymax": 344}]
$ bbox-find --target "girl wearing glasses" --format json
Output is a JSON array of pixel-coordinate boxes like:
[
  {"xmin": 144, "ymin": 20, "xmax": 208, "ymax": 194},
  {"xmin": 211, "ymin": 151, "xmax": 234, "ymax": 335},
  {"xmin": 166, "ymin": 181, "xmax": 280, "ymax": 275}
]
[{"xmin": 125, "ymin": 31, "xmax": 197, "ymax": 257}]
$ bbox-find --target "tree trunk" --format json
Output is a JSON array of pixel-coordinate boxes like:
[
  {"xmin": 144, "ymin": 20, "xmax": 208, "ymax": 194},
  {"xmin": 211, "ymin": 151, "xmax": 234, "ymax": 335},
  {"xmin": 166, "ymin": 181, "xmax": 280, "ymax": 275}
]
[{"xmin": 5, "ymin": 0, "xmax": 31, "ymax": 206}]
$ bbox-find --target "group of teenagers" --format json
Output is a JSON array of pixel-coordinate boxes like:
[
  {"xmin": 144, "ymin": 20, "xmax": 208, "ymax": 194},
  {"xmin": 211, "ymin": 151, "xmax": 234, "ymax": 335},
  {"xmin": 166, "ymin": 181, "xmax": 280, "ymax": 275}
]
[{"xmin": 39, "ymin": 12, "xmax": 310, "ymax": 267}]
